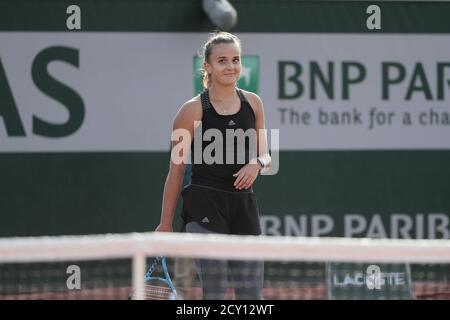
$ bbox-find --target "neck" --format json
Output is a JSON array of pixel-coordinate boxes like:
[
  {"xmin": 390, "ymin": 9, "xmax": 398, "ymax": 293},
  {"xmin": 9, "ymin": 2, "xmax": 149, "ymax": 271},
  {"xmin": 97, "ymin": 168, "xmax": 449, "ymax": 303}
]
[{"xmin": 208, "ymin": 83, "xmax": 237, "ymax": 101}]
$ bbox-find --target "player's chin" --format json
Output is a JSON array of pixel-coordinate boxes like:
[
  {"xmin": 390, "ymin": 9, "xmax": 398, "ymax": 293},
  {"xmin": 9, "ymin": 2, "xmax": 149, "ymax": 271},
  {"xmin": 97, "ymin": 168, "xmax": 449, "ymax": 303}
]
[{"xmin": 220, "ymin": 76, "xmax": 238, "ymax": 85}]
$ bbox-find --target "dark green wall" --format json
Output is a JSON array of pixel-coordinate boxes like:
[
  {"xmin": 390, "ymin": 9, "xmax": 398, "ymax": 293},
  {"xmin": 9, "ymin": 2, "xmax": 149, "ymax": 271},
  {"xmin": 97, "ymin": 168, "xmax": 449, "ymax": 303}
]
[
  {"xmin": 1, "ymin": 151, "xmax": 449, "ymax": 236},
  {"xmin": 0, "ymin": 0, "xmax": 450, "ymax": 32}
]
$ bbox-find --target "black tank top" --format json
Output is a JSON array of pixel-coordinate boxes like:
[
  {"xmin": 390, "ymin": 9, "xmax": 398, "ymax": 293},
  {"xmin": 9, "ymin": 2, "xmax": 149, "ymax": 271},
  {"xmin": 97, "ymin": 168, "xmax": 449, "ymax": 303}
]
[{"xmin": 190, "ymin": 88, "xmax": 256, "ymax": 192}]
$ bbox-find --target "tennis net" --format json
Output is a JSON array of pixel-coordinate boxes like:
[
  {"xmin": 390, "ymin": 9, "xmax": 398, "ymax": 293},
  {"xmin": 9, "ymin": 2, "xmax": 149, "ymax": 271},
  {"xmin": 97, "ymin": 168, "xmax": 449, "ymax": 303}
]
[{"xmin": 0, "ymin": 232, "xmax": 449, "ymax": 300}]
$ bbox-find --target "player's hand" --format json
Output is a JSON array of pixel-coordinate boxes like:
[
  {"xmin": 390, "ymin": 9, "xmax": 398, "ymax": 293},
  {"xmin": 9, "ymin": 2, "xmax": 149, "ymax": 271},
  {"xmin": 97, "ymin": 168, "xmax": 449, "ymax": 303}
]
[
  {"xmin": 233, "ymin": 163, "xmax": 260, "ymax": 190},
  {"xmin": 155, "ymin": 223, "xmax": 173, "ymax": 233}
]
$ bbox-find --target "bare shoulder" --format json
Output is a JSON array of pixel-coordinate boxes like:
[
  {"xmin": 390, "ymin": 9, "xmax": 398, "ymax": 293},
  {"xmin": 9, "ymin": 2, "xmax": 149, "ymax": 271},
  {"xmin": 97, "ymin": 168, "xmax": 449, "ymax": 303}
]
[
  {"xmin": 174, "ymin": 95, "xmax": 202, "ymax": 126},
  {"xmin": 240, "ymin": 89, "xmax": 264, "ymax": 114},
  {"xmin": 180, "ymin": 95, "xmax": 202, "ymax": 116}
]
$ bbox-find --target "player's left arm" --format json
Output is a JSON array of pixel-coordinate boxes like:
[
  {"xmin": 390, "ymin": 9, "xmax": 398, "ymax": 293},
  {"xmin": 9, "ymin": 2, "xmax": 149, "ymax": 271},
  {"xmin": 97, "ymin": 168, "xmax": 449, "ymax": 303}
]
[
  {"xmin": 249, "ymin": 92, "xmax": 271, "ymax": 173},
  {"xmin": 233, "ymin": 92, "xmax": 272, "ymax": 190}
]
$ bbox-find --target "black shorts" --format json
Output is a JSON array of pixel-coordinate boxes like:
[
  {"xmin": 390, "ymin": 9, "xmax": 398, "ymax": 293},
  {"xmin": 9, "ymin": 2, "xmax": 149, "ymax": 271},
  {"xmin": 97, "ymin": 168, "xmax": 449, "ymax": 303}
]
[{"xmin": 180, "ymin": 183, "xmax": 261, "ymax": 236}]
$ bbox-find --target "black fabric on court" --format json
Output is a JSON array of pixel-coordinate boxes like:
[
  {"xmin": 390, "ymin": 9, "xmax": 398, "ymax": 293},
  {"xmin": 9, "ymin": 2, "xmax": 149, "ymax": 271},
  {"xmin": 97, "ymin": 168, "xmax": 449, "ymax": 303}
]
[
  {"xmin": 181, "ymin": 184, "xmax": 261, "ymax": 235},
  {"xmin": 190, "ymin": 88, "xmax": 257, "ymax": 189},
  {"xmin": 180, "ymin": 88, "xmax": 261, "ymax": 235}
]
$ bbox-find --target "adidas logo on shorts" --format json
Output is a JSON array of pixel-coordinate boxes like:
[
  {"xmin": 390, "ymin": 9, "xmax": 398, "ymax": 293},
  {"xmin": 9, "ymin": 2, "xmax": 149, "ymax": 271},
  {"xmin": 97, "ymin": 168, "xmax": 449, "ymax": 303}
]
[{"xmin": 201, "ymin": 217, "xmax": 210, "ymax": 223}]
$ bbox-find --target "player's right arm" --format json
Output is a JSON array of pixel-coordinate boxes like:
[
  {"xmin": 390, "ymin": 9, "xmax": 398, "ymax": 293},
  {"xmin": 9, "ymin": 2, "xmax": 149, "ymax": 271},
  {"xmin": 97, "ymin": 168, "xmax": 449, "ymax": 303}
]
[{"xmin": 155, "ymin": 98, "xmax": 202, "ymax": 232}]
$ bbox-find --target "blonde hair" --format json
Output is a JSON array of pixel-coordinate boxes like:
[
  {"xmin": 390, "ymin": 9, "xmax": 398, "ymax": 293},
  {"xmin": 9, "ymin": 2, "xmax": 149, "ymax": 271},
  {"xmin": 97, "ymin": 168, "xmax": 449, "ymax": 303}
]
[{"xmin": 200, "ymin": 32, "xmax": 241, "ymax": 89}]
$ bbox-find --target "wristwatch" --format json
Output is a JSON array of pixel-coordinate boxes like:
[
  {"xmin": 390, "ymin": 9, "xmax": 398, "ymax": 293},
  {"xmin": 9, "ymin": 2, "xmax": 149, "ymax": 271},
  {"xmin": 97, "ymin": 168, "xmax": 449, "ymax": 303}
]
[{"xmin": 256, "ymin": 157, "xmax": 264, "ymax": 170}]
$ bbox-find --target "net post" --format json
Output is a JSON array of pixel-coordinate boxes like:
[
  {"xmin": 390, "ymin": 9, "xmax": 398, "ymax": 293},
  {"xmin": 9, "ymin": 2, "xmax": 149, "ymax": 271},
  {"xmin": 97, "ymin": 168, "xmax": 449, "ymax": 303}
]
[{"xmin": 132, "ymin": 252, "xmax": 145, "ymax": 300}]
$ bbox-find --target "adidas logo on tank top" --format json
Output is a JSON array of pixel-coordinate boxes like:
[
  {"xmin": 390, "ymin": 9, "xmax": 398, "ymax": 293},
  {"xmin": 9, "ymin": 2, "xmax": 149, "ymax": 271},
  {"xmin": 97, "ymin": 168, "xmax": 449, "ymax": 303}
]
[{"xmin": 228, "ymin": 119, "xmax": 236, "ymax": 126}]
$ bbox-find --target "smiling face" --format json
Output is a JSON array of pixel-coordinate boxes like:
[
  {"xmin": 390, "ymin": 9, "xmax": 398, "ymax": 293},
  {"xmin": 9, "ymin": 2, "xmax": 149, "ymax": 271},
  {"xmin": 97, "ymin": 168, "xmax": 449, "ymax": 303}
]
[{"xmin": 204, "ymin": 42, "xmax": 241, "ymax": 87}]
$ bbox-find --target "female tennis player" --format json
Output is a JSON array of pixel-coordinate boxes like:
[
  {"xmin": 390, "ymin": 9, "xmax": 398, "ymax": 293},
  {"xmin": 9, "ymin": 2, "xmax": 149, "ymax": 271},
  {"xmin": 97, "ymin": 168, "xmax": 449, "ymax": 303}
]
[{"xmin": 155, "ymin": 32, "xmax": 271, "ymax": 300}]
